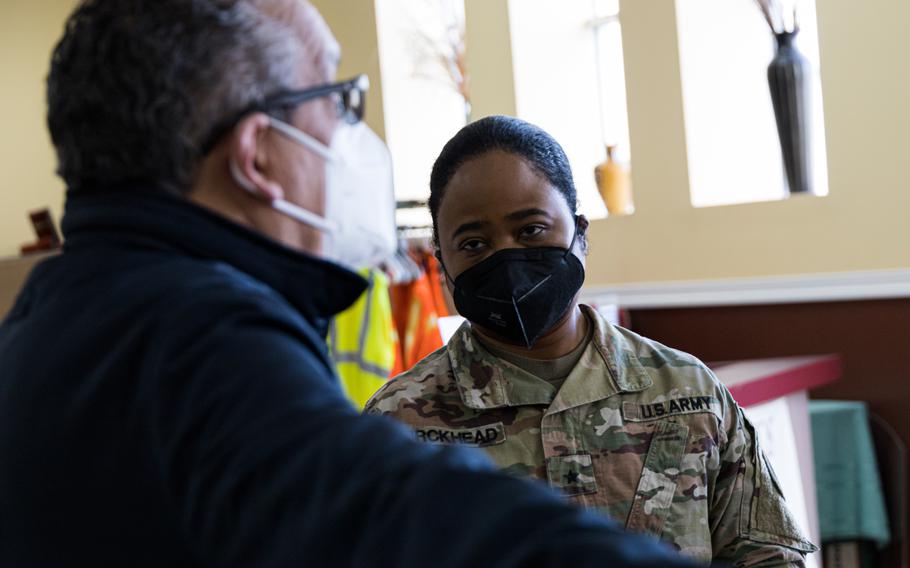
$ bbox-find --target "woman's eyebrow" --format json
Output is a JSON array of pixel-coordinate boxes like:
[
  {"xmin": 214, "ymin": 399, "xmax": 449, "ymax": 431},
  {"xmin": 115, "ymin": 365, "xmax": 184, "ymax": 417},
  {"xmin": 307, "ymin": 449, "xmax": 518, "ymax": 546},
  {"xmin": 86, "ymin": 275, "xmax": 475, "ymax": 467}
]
[
  {"xmin": 504, "ymin": 208, "xmax": 552, "ymax": 221},
  {"xmin": 450, "ymin": 209, "xmax": 552, "ymax": 242},
  {"xmin": 451, "ymin": 220, "xmax": 488, "ymax": 240}
]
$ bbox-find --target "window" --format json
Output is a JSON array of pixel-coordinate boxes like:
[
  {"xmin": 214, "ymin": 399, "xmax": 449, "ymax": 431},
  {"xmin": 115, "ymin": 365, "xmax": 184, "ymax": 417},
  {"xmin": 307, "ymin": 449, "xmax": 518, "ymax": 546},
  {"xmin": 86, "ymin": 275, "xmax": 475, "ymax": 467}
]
[
  {"xmin": 374, "ymin": 0, "xmax": 468, "ymax": 229},
  {"xmin": 676, "ymin": 0, "xmax": 828, "ymax": 207},
  {"xmin": 508, "ymin": 0, "xmax": 632, "ymax": 219},
  {"xmin": 376, "ymin": 0, "xmax": 632, "ymax": 223},
  {"xmin": 592, "ymin": 0, "xmax": 631, "ymax": 167}
]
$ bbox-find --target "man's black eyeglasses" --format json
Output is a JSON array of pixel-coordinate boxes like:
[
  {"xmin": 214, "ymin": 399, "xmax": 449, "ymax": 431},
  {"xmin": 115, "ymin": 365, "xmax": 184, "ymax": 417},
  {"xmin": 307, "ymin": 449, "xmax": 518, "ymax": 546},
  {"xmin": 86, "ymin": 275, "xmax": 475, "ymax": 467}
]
[{"xmin": 200, "ymin": 74, "xmax": 369, "ymax": 155}]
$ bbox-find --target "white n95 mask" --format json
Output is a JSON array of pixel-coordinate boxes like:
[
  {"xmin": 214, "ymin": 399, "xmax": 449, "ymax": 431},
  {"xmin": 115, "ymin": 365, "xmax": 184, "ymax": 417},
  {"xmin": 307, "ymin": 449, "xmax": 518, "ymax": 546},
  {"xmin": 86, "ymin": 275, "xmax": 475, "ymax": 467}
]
[{"xmin": 231, "ymin": 118, "xmax": 397, "ymax": 270}]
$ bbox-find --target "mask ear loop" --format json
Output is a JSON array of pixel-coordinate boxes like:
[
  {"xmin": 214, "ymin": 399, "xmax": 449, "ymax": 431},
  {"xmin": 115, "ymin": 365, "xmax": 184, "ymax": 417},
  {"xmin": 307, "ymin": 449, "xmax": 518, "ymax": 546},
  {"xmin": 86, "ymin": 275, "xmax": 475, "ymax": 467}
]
[
  {"xmin": 269, "ymin": 117, "xmax": 335, "ymax": 161},
  {"xmin": 436, "ymin": 250, "xmax": 458, "ymax": 286}
]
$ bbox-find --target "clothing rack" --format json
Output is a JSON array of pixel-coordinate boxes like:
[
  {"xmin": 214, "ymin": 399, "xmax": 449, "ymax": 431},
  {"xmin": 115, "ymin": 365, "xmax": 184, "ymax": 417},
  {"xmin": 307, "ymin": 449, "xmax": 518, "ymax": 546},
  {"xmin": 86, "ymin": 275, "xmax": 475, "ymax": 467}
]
[
  {"xmin": 397, "ymin": 225, "xmax": 434, "ymax": 242},
  {"xmin": 396, "ymin": 199, "xmax": 428, "ymax": 210},
  {"xmin": 395, "ymin": 199, "xmax": 433, "ymax": 242}
]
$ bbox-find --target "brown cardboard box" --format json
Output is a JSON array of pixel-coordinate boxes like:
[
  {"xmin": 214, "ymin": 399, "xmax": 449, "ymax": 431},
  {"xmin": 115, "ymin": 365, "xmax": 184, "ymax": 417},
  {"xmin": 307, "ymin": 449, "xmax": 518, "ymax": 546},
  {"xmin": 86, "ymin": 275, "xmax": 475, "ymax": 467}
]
[{"xmin": 0, "ymin": 253, "xmax": 55, "ymax": 319}]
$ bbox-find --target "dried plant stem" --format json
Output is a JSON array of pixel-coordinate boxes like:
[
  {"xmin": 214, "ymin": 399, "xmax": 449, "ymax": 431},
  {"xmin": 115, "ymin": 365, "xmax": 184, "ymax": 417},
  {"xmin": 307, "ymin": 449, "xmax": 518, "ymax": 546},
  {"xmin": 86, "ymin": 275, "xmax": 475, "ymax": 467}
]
[
  {"xmin": 755, "ymin": 0, "xmax": 779, "ymax": 33},
  {"xmin": 755, "ymin": 0, "xmax": 799, "ymax": 34}
]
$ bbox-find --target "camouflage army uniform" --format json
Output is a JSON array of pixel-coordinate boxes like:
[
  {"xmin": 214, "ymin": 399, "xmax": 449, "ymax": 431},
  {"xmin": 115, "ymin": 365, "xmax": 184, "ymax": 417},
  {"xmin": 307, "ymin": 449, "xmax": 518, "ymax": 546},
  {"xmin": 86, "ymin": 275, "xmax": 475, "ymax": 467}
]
[{"xmin": 365, "ymin": 305, "xmax": 817, "ymax": 566}]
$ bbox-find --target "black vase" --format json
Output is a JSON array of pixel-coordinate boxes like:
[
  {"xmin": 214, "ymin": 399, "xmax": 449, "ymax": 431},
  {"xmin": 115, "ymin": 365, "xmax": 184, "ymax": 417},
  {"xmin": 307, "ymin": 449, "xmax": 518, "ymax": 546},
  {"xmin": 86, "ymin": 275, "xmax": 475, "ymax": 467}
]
[{"xmin": 768, "ymin": 31, "xmax": 813, "ymax": 194}]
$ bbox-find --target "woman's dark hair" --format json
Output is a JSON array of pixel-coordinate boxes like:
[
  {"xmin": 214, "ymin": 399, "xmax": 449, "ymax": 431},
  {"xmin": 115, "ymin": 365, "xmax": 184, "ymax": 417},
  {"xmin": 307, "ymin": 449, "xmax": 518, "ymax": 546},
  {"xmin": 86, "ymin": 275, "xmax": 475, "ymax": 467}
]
[{"xmin": 428, "ymin": 115, "xmax": 578, "ymax": 247}]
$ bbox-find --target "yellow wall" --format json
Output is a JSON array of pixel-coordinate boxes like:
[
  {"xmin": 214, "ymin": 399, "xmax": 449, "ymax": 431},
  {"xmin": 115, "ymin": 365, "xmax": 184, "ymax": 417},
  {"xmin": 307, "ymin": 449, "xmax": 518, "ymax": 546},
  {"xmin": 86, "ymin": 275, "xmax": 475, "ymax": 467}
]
[
  {"xmin": 584, "ymin": 0, "xmax": 910, "ymax": 285},
  {"xmin": 310, "ymin": 0, "xmax": 387, "ymax": 140},
  {"xmin": 463, "ymin": 0, "xmax": 517, "ymax": 120},
  {"xmin": 0, "ymin": 0, "xmax": 76, "ymax": 258},
  {"xmin": 4, "ymin": 0, "xmax": 909, "ymax": 285}
]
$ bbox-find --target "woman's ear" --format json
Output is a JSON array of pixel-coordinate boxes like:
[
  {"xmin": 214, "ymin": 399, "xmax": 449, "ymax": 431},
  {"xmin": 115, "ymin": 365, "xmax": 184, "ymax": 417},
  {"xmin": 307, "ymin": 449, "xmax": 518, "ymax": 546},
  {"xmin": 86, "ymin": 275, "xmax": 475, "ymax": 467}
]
[
  {"xmin": 228, "ymin": 113, "xmax": 284, "ymax": 201},
  {"xmin": 577, "ymin": 214, "xmax": 591, "ymax": 233},
  {"xmin": 577, "ymin": 214, "xmax": 590, "ymax": 254}
]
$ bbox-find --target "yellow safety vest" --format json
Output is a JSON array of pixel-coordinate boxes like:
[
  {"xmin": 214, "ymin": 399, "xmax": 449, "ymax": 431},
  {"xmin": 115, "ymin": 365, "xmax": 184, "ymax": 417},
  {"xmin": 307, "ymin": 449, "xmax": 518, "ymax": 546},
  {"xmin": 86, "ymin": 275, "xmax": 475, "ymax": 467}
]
[{"xmin": 328, "ymin": 269, "xmax": 396, "ymax": 409}]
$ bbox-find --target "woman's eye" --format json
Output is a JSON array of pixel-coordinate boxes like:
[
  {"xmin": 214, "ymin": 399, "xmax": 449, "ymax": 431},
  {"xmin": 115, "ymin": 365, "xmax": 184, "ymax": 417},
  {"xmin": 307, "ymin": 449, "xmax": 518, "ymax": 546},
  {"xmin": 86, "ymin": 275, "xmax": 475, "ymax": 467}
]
[
  {"xmin": 460, "ymin": 239, "xmax": 486, "ymax": 252},
  {"xmin": 520, "ymin": 225, "xmax": 546, "ymax": 239}
]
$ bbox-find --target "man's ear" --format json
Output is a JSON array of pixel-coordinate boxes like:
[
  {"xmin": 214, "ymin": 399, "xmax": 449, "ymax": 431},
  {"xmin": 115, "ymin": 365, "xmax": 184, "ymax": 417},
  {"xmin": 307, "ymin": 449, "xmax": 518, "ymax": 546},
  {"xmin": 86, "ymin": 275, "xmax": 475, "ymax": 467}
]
[{"xmin": 228, "ymin": 113, "xmax": 284, "ymax": 201}]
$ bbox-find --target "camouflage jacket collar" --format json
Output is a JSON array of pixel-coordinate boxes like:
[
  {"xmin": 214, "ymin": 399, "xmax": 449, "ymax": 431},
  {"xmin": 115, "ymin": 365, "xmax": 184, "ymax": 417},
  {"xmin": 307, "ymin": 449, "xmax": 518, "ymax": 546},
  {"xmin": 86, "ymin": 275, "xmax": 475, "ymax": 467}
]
[{"xmin": 447, "ymin": 305, "xmax": 653, "ymax": 412}]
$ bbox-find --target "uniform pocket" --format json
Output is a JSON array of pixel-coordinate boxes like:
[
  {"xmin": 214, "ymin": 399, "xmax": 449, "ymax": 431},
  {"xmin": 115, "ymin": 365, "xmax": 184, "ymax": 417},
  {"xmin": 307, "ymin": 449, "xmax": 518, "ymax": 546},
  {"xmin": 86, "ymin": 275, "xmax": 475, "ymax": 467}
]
[
  {"xmin": 546, "ymin": 452, "xmax": 598, "ymax": 497},
  {"xmin": 625, "ymin": 420, "xmax": 689, "ymax": 537}
]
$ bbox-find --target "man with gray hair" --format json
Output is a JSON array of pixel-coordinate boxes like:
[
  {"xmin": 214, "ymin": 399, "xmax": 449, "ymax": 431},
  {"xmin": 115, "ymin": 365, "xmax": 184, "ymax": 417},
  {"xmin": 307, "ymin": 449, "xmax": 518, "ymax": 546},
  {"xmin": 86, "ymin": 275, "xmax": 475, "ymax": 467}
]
[{"xmin": 0, "ymin": 1, "xmax": 703, "ymax": 566}]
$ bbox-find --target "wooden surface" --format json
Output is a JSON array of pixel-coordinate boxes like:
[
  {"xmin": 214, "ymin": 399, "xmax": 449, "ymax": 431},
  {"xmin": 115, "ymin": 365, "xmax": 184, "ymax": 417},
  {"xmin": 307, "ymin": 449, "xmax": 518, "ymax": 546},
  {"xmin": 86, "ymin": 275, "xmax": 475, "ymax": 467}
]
[
  {"xmin": 709, "ymin": 355, "xmax": 842, "ymax": 407},
  {"xmin": 0, "ymin": 253, "xmax": 53, "ymax": 318}
]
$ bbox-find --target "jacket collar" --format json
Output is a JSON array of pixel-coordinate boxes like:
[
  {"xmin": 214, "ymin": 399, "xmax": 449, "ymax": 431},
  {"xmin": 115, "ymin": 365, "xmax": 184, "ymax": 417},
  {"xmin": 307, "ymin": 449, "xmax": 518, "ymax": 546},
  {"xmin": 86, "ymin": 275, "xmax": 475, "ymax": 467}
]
[
  {"xmin": 61, "ymin": 188, "xmax": 367, "ymax": 328},
  {"xmin": 448, "ymin": 305, "xmax": 652, "ymax": 412}
]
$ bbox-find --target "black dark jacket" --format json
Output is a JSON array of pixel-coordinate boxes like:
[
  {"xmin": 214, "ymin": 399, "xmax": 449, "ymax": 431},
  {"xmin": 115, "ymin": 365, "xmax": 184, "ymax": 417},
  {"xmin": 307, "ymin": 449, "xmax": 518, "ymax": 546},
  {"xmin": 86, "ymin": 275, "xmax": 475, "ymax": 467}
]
[{"xmin": 0, "ymin": 190, "xmax": 699, "ymax": 567}]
